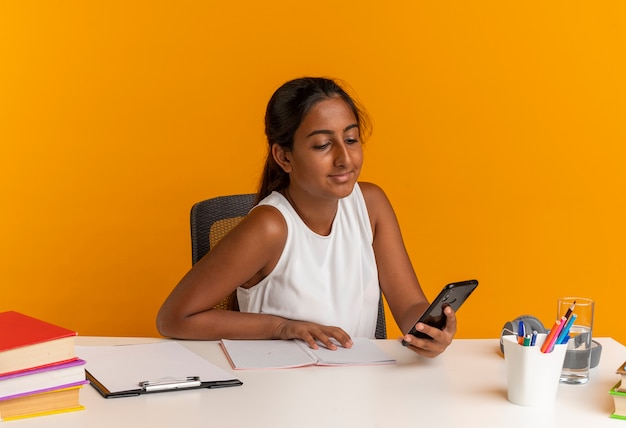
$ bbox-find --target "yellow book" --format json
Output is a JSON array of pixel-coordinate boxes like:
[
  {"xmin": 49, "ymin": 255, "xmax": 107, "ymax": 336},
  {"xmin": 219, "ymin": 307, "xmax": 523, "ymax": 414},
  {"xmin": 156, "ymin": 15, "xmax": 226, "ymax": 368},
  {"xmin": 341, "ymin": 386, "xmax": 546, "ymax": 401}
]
[{"xmin": 0, "ymin": 384, "xmax": 85, "ymax": 421}]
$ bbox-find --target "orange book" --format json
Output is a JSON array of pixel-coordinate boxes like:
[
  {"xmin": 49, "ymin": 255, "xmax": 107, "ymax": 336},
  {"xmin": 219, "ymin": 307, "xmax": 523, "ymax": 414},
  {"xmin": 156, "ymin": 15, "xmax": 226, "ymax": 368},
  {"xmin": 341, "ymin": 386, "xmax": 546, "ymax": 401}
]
[{"xmin": 0, "ymin": 311, "xmax": 77, "ymax": 375}]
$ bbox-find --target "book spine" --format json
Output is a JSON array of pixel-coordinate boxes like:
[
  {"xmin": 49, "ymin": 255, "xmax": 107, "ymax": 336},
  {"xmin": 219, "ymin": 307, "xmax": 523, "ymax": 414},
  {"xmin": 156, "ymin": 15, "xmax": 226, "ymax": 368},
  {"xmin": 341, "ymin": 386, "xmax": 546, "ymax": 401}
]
[
  {"xmin": 1, "ymin": 405, "xmax": 85, "ymax": 421},
  {"xmin": 0, "ymin": 380, "xmax": 88, "ymax": 402}
]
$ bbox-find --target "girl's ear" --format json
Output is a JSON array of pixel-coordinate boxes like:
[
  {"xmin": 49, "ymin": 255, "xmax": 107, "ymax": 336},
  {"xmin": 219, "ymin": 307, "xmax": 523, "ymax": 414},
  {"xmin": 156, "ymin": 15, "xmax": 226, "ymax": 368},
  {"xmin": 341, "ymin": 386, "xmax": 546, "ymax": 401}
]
[{"xmin": 272, "ymin": 144, "xmax": 292, "ymax": 173}]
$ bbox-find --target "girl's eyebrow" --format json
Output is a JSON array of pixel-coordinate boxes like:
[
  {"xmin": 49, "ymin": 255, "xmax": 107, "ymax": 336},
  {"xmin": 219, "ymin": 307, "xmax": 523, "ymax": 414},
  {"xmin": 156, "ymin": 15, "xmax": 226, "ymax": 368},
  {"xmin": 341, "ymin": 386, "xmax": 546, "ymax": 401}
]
[{"xmin": 306, "ymin": 123, "xmax": 358, "ymax": 138}]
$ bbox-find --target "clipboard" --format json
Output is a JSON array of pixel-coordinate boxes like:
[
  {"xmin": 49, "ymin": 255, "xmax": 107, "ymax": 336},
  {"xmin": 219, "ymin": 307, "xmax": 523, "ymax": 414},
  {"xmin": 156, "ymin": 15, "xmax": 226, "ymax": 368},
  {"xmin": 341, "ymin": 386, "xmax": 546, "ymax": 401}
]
[{"xmin": 76, "ymin": 341, "xmax": 242, "ymax": 398}]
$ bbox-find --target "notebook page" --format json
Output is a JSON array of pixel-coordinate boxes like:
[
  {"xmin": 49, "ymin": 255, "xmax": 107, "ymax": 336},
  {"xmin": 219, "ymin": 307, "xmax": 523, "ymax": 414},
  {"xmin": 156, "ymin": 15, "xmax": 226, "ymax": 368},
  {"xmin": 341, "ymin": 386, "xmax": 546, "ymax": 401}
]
[
  {"xmin": 301, "ymin": 338, "xmax": 396, "ymax": 366},
  {"xmin": 220, "ymin": 339, "xmax": 315, "ymax": 369}
]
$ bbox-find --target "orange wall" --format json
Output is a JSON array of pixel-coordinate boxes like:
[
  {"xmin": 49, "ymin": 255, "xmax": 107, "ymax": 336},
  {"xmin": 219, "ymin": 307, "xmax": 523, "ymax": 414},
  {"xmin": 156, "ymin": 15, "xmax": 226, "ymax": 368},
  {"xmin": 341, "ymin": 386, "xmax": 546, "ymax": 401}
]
[{"xmin": 1, "ymin": 2, "xmax": 625, "ymax": 344}]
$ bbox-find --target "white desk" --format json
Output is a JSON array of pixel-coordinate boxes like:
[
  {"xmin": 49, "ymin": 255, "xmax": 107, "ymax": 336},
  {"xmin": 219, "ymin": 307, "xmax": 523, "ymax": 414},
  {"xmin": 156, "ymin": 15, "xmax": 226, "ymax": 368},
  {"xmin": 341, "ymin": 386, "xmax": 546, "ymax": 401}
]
[{"xmin": 9, "ymin": 337, "xmax": 625, "ymax": 428}]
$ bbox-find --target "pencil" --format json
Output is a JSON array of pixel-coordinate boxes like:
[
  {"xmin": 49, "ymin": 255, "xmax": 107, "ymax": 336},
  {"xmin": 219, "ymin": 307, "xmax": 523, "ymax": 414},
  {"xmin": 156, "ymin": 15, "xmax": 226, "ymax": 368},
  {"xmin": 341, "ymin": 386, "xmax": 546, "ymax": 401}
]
[
  {"xmin": 556, "ymin": 313, "xmax": 577, "ymax": 344},
  {"xmin": 563, "ymin": 300, "xmax": 576, "ymax": 319}
]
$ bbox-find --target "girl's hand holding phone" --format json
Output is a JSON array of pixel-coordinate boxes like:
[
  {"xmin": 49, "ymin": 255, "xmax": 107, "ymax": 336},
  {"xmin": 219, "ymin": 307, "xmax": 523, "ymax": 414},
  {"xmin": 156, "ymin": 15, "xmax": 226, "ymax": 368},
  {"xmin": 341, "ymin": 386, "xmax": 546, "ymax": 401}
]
[{"xmin": 401, "ymin": 305, "xmax": 457, "ymax": 358}]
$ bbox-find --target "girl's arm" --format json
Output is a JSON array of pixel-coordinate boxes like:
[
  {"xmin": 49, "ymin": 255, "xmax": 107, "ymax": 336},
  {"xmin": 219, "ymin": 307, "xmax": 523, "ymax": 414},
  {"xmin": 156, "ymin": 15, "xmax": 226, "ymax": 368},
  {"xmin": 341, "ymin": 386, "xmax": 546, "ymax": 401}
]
[
  {"xmin": 156, "ymin": 206, "xmax": 352, "ymax": 349},
  {"xmin": 360, "ymin": 182, "xmax": 456, "ymax": 357}
]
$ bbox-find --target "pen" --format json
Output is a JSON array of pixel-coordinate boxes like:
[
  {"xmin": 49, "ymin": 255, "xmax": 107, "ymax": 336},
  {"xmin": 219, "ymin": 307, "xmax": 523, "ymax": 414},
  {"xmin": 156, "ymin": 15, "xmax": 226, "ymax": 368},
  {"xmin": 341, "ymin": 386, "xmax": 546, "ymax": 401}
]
[
  {"xmin": 518, "ymin": 320, "xmax": 525, "ymax": 345},
  {"xmin": 530, "ymin": 330, "xmax": 538, "ymax": 346},
  {"xmin": 523, "ymin": 334, "xmax": 531, "ymax": 346},
  {"xmin": 540, "ymin": 319, "xmax": 562, "ymax": 353}
]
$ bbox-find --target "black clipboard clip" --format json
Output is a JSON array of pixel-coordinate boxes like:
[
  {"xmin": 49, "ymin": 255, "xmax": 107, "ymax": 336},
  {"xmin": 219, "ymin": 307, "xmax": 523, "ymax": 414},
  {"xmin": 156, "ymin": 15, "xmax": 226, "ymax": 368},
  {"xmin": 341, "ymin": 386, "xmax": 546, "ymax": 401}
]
[{"xmin": 139, "ymin": 376, "xmax": 201, "ymax": 392}]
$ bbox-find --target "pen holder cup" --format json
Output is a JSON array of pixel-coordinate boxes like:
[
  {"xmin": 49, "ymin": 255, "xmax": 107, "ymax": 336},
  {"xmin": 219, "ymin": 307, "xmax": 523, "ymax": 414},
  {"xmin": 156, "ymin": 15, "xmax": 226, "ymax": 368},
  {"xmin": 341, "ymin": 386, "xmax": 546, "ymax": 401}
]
[{"xmin": 503, "ymin": 334, "xmax": 567, "ymax": 406}]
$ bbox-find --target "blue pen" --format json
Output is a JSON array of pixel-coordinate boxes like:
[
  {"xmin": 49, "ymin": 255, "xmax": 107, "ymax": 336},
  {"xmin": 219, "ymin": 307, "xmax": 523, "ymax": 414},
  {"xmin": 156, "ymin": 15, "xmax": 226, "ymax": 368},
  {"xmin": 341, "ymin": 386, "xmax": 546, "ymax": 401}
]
[
  {"xmin": 530, "ymin": 330, "xmax": 538, "ymax": 346},
  {"xmin": 556, "ymin": 313, "xmax": 577, "ymax": 344},
  {"xmin": 517, "ymin": 321, "xmax": 525, "ymax": 345}
]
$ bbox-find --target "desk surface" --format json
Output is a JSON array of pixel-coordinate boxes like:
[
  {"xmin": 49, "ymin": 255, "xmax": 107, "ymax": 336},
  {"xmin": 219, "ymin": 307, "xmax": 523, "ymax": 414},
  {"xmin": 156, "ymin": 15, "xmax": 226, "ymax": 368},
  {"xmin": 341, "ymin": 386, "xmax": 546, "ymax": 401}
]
[{"xmin": 8, "ymin": 337, "xmax": 626, "ymax": 428}]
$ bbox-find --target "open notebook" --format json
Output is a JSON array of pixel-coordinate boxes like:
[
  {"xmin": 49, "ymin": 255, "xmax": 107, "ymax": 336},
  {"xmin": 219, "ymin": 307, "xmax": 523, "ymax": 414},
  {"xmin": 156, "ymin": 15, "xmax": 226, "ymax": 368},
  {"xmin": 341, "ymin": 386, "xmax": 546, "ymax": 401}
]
[{"xmin": 220, "ymin": 338, "xmax": 396, "ymax": 369}]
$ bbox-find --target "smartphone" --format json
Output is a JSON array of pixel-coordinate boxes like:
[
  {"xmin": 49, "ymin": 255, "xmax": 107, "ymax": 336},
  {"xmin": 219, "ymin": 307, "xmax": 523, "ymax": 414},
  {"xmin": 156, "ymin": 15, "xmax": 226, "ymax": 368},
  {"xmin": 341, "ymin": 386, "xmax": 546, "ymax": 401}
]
[{"xmin": 402, "ymin": 279, "xmax": 479, "ymax": 345}]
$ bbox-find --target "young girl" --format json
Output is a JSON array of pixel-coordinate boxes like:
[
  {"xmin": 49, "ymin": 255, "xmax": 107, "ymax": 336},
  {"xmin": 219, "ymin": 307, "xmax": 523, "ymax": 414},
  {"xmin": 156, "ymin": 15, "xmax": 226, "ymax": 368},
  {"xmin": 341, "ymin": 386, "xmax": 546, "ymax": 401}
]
[{"xmin": 157, "ymin": 77, "xmax": 456, "ymax": 357}]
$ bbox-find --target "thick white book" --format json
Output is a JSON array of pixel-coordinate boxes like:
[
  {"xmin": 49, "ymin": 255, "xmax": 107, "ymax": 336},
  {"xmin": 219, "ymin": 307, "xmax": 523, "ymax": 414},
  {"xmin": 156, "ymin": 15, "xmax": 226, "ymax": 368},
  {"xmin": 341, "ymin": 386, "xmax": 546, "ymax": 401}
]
[
  {"xmin": 220, "ymin": 338, "xmax": 396, "ymax": 369},
  {"xmin": 0, "ymin": 359, "xmax": 86, "ymax": 400}
]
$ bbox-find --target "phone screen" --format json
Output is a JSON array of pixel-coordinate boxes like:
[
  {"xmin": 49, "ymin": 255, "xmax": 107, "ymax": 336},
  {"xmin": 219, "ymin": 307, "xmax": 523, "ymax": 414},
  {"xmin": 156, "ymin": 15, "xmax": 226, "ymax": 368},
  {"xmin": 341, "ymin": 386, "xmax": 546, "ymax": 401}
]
[{"xmin": 403, "ymin": 279, "xmax": 478, "ymax": 342}]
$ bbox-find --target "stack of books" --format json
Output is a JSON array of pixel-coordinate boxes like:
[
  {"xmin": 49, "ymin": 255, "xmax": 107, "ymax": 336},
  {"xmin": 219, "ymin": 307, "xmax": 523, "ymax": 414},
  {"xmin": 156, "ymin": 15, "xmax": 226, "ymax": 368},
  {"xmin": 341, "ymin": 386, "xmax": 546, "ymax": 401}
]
[
  {"xmin": 0, "ymin": 311, "xmax": 87, "ymax": 422},
  {"xmin": 609, "ymin": 360, "xmax": 626, "ymax": 420}
]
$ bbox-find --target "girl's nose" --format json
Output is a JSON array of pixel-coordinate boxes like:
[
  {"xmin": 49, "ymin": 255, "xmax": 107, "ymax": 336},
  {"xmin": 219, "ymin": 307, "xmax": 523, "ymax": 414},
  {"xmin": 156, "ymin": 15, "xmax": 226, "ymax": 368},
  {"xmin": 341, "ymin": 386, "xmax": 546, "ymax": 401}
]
[{"xmin": 333, "ymin": 142, "xmax": 350, "ymax": 167}]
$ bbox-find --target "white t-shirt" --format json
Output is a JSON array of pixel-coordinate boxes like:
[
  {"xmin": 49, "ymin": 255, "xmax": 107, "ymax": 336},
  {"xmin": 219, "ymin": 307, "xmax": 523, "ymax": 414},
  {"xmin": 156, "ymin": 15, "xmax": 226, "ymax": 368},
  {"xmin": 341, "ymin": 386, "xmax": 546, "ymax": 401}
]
[{"xmin": 237, "ymin": 183, "xmax": 380, "ymax": 338}]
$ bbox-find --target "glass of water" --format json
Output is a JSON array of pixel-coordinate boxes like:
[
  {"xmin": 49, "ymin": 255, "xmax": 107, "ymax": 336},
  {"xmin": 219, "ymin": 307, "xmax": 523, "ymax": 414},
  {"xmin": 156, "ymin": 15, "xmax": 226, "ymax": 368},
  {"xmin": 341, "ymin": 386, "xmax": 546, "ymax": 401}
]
[{"xmin": 557, "ymin": 297, "xmax": 594, "ymax": 384}]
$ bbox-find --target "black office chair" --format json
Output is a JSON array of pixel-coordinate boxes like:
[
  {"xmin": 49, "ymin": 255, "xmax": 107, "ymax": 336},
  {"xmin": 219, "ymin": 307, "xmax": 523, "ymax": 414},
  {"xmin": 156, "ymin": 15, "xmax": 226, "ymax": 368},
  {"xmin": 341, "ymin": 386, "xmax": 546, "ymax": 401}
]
[
  {"xmin": 190, "ymin": 193, "xmax": 256, "ymax": 311},
  {"xmin": 190, "ymin": 193, "xmax": 387, "ymax": 338}
]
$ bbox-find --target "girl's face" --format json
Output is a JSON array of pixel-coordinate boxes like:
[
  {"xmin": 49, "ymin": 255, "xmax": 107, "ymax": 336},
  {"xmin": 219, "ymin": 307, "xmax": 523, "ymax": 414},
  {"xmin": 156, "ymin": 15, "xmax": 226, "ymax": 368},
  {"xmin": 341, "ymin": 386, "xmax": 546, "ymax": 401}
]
[{"xmin": 280, "ymin": 96, "xmax": 363, "ymax": 202}]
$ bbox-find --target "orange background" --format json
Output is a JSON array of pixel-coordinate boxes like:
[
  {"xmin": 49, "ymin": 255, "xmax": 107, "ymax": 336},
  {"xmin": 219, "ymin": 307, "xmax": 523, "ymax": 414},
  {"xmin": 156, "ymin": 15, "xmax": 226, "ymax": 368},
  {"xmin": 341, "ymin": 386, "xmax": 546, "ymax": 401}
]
[{"xmin": 1, "ymin": 2, "xmax": 624, "ymax": 344}]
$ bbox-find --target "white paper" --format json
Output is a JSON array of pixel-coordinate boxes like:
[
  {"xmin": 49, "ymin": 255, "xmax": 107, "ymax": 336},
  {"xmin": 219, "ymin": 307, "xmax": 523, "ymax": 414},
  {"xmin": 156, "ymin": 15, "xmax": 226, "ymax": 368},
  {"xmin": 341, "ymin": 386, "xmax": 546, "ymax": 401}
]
[
  {"xmin": 76, "ymin": 342, "xmax": 237, "ymax": 393},
  {"xmin": 305, "ymin": 338, "xmax": 396, "ymax": 366}
]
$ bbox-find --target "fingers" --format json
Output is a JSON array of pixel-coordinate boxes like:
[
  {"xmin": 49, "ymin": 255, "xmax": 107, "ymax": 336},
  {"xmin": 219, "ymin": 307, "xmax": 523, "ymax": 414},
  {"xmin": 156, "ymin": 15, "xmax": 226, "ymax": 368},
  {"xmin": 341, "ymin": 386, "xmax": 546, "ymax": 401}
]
[
  {"xmin": 443, "ymin": 305, "xmax": 457, "ymax": 336},
  {"xmin": 277, "ymin": 320, "xmax": 353, "ymax": 350},
  {"xmin": 308, "ymin": 327, "xmax": 353, "ymax": 350},
  {"xmin": 400, "ymin": 334, "xmax": 448, "ymax": 358},
  {"xmin": 301, "ymin": 332, "xmax": 320, "ymax": 350},
  {"xmin": 402, "ymin": 307, "xmax": 457, "ymax": 358}
]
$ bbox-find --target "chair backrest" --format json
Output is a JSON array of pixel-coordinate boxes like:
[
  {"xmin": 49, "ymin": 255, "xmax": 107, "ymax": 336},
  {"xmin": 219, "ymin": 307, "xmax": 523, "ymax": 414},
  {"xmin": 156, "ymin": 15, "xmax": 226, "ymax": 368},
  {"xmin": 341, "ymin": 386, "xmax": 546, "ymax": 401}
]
[
  {"xmin": 191, "ymin": 193, "xmax": 256, "ymax": 311},
  {"xmin": 189, "ymin": 193, "xmax": 387, "ymax": 339}
]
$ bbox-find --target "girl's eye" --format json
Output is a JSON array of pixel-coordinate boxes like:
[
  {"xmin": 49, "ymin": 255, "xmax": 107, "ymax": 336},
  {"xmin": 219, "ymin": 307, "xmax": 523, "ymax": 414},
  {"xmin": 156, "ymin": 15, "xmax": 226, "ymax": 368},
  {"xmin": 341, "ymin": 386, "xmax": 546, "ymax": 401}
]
[
  {"xmin": 313, "ymin": 143, "xmax": 330, "ymax": 150},
  {"xmin": 345, "ymin": 138, "xmax": 359, "ymax": 145}
]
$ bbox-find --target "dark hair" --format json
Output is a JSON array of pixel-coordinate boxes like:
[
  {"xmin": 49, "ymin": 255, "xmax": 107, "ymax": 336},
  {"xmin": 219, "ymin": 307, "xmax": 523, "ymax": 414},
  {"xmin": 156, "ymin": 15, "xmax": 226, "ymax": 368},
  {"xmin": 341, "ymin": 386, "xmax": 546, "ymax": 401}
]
[{"xmin": 256, "ymin": 77, "xmax": 371, "ymax": 203}]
